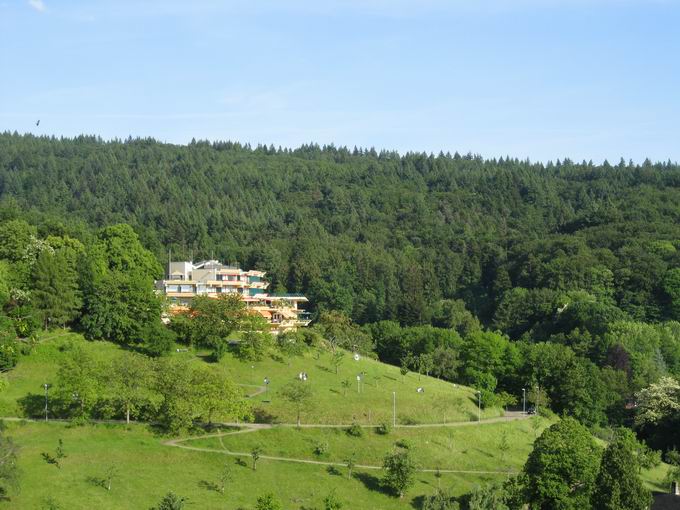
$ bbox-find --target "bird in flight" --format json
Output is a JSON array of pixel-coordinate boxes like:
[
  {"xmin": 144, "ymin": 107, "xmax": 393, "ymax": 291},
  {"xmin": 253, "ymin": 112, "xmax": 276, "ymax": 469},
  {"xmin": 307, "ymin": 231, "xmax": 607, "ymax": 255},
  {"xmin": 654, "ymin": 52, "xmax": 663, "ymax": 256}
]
[{"xmin": 36, "ymin": 120, "xmax": 40, "ymax": 126}]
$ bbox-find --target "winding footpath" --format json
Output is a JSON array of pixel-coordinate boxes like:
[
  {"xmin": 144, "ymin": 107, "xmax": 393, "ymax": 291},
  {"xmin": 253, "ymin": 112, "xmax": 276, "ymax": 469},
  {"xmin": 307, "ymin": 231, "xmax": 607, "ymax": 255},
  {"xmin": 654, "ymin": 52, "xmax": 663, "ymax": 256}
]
[{"xmin": 163, "ymin": 410, "xmax": 527, "ymax": 475}]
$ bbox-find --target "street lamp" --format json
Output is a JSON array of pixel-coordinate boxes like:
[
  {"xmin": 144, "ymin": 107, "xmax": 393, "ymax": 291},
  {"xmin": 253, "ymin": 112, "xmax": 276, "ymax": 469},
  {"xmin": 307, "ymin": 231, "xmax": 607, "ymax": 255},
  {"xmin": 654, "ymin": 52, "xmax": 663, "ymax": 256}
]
[
  {"xmin": 522, "ymin": 388, "xmax": 526, "ymax": 415},
  {"xmin": 264, "ymin": 377, "xmax": 270, "ymax": 395},
  {"xmin": 356, "ymin": 374, "xmax": 362, "ymax": 394},
  {"xmin": 43, "ymin": 383, "xmax": 51, "ymax": 422},
  {"xmin": 477, "ymin": 391, "xmax": 481, "ymax": 423}
]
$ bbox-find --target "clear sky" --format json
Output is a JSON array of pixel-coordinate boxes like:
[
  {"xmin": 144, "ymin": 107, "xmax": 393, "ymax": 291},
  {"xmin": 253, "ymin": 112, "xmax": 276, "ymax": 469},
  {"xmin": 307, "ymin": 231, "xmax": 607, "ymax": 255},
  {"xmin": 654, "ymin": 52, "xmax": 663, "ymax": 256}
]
[{"xmin": 1, "ymin": 0, "xmax": 680, "ymax": 163}]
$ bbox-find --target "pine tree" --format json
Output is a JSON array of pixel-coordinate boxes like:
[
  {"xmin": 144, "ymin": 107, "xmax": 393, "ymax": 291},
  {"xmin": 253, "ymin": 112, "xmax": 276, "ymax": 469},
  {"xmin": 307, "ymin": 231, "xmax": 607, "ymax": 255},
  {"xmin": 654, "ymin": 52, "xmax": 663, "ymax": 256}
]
[
  {"xmin": 32, "ymin": 250, "xmax": 82, "ymax": 328},
  {"xmin": 591, "ymin": 440, "xmax": 651, "ymax": 510}
]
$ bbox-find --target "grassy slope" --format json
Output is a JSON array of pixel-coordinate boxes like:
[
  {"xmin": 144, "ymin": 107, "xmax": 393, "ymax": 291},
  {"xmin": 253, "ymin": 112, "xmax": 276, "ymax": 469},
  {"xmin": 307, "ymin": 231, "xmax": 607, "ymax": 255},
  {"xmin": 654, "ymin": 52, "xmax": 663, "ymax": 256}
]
[
  {"xmin": 0, "ymin": 332, "xmax": 670, "ymax": 509},
  {"xmin": 3, "ymin": 420, "xmax": 519, "ymax": 510},
  {"xmin": 184, "ymin": 419, "xmax": 552, "ymax": 472},
  {"xmin": 0, "ymin": 332, "xmax": 500, "ymax": 425}
]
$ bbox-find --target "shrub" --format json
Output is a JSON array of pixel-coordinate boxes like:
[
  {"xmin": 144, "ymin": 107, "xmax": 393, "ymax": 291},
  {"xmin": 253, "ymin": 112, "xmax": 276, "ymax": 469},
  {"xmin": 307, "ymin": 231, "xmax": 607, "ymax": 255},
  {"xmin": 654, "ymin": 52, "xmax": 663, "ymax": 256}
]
[
  {"xmin": 395, "ymin": 439, "xmax": 413, "ymax": 450},
  {"xmin": 376, "ymin": 422, "xmax": 391, "ymax": 435},
  {"xmin": 313, "ymin": 441, "xmax": 329, "ymax": 456},
  {"xmin": 346, "ymin": 422, "xmax": 363, "ymax": 437}
]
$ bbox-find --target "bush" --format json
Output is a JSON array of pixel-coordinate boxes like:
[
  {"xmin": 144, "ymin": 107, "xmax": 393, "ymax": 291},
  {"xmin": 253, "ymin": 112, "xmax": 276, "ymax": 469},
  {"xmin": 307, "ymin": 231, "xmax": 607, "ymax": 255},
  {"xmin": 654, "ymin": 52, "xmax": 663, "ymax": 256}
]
[
  {"xmin": 313, "ymin": 441, "xmax": 329, "ymax": 456},
  {"xmin": 255, "ymin": 493, "xmax": 282, "ymax": 510},
  {"xmin": 376, "ymin": 422, "xmax": 391, "ymax": 435},
  {"xmin": 395, "ymin": 439, "xmax": 413, "ymax": 450},
  {"xmin": 346, "ymin": 422, "xmax": 363, "ymax": 437},
  {"xmin": 0, "ymin": 339, "xmax": 19, "ymax": 371}
]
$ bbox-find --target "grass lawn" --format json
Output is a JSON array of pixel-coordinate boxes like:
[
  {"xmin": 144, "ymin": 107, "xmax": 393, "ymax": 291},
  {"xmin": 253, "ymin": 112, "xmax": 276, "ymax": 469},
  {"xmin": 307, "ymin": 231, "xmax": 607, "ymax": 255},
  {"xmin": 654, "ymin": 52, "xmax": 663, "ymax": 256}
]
[
  {"xmin": 0, "ymin": 331, "xmax": 504, "ymax": 426},
  {"xmin": 201, "ymin": 349, "xmax": 501, "ymax": 425},
  {"xmin": 0, "ymin": 331, "xmax": 670, "ymax": 508},
  {"xmin": 1, "ymin": 421, "xmax": 505, "ymax": 510},
  {"xmin": 183, "ymin": 418, "xmax": 552, "ymax": 473}
]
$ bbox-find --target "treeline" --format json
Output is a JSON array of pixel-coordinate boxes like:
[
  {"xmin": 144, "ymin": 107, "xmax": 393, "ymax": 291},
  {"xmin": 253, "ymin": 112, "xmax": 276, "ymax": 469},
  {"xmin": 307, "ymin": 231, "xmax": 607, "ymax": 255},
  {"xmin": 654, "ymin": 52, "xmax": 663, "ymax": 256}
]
[
  {"xmin": 3, "ymin": 133, "xmax": 680, "ymax": 327},
  {"xmin": 42, "ymin": 345, "xmax": 250, "ymax": 433},
  {"xmin": 1, "ymin": 133, "xmax": 680, "ymax": 450}
]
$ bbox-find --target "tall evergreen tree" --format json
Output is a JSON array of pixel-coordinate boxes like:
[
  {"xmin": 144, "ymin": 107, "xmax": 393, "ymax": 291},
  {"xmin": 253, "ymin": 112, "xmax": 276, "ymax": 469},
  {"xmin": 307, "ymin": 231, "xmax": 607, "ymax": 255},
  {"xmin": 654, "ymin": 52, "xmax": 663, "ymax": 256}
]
[
  {"xmin": 32, "ymin": 250, "xmax": 82, "ymax": 328},
  {"xmin": 591, "ymin": 439, "xmax": 651, "ymax": 510}
]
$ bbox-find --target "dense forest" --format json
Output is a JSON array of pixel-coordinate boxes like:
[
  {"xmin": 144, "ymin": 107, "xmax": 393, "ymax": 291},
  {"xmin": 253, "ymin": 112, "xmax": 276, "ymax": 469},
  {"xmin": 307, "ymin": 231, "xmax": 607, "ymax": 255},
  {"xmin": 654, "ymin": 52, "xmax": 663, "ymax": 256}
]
[{"xmin": 1, "ymin": 131, "xmax": 680, "ymax": 452}]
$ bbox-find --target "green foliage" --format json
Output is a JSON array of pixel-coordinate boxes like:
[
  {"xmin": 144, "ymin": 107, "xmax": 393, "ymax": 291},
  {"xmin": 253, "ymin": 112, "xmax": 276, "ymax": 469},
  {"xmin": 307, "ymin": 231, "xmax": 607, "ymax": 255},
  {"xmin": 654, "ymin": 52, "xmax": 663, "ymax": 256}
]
[
  {"xmin": 150, "ymin": 491, "xmax": 186, "ymax": 510},
  {"xmin": 465, "ymin": 483, "xmax": 510, "ymax": 510},
  {"xmin": 381, "ymin": 448, "xmax": 417, "ymax": 498},
  {"xmin": 346, "ymin": 422, "xmax": 363, "ymax": 437},
  {"xmin": 421, "ymin": 489, "xmax": 460, "ymax": 510},
  {"xmin": 255, "ymin": 493, "xmax": 282, "ymax": 510},
  {"xmin": 591, "ymin": 437, "xmax": 651, "ymax": 510},
  {"xmin": 31, "ymin": 249, "xmax": 82, "ymax": 328},
  {"xmin": 109, "ymin": 352, "xmax": 154, "ymax": 424},
  {"xmin": 80, "ymin": 224, "xmax": 163, "ymax": 348},
  {"xmin": 0, "ymin": 432, "xmax": 19, "ymax": 499},
  {"xmin": 191, "ymin": 364, "xmax": 251, "ymax": 424},
  {"xmin": 56, "ymin": 344, "xmax": 102, "ymax": 417},
  {"xmin": 376, "ymin": 422, "xmax": 391, "ymax": 435},
  {"xmin": 278, "ymin": 381, "xmax": 314, "ymax": 427},
  {"xmin": 522, "ymin": 417, "xmax": 601, "ymax": 510},
  {"xmin": 323, "ymin": 489, "xmax": 343, "ymax": 510},
  {"xmin": 177, "ymin": 294, "xmax": 249, "ymax": 360},
  {"xmin": 152, "ymin": 358, "xmax": 196, "ymax": 433}
]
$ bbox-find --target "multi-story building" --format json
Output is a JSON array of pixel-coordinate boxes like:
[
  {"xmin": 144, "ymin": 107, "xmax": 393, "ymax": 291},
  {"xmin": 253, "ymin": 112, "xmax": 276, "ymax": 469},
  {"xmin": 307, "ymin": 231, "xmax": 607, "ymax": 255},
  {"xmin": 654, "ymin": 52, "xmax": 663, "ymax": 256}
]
[{"xmin": 157, "ymin": 260, "xmax": 312, "ymax": 333}]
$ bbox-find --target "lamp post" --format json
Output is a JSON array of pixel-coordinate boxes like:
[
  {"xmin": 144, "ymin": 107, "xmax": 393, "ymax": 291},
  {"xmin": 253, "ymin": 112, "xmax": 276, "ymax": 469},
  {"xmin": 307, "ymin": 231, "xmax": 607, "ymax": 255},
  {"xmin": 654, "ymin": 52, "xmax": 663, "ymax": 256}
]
[
  {"xmin": 43, "ymin": 383, "xmax": 51, "ymax": 422},
  {"xmin": 264, "ymin": 377, "xmax": 269, "ymax": 395},
  {"xmin": 477, "ymin": 391, "xmax": 481, "ymax": 423},
  {"xmin": 357, "ymin": 374, "xmax": 362, "ymax": 394},
  {"xmin": 392, "ymin": 391, "xmax": 396, "ymax": 427},
  {"xmin": 522, "ymin": 388, "xmax": 526, "ymax": 415}
]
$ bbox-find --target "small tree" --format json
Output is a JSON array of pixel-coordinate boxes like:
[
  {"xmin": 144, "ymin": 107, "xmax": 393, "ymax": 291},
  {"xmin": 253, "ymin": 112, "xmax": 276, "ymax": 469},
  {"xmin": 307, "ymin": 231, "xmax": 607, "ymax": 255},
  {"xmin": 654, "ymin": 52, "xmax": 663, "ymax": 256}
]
[
  {"xmin": 150, "ymin": 492, "xmax": 186, "ymax": 510},
  {"xmin": 382, "ymin": 448, "xmax": 417, "ymax": 498},
  {"xmin": 498, "ymin": 430, "xmax": 510, "ymax": 465},
  {"xmin": 251, "ymin": 446, "xmax": 262, "ymax": 471},
  {"xmin": 434, "ymin": 466, "xmax": 442, "ymax": 489},
  {"xmin": 331, "ymin": 351, "xmax": 345, "ymax": 375},
  {"xmin": 103, "ymin": 464, "xmax": 118, "ymax": 491},
  {"xmin": 530, "ymin": 416, "xmax": 542, "ymax": 439},
  {"xmin": 279, "ymin": 381, "xmax": 314, "ymax": 427},
  {"xmin": 217, "ymin": 462, "xmax": 232, "ymax": 494},
  {"xmin": 110, "ymin": 351, "xmax": 153, "ymax": 425},
  {"xmin": 191, "ymin": 365, "xmax": 251, "ymax": 426},
  {"xmin": 0, "ymin": 433, "xmax": 19, "ymax": 499},
  {"xmin": 323, "ymin": 489, "xmax": 343, "ymax": 510},
  {"xmin": 255, "ymin": 492, "xmax": 282, "ymax": 510},
  {"xmin": 340, "ymin": 379, "xmax": 350, "ymax": 397},
  {"xmin": 344, "ymin": 452, "xmax": 357, "ymax": 479},
  {"xmin": 399, "ymin": 356, "xmax": 411, "ymax": 382}
]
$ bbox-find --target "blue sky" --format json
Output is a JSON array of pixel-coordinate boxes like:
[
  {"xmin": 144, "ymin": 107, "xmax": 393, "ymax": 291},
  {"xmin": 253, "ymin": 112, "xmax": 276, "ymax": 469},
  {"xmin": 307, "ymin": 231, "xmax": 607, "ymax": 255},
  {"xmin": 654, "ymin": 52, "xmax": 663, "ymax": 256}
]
[{"xmin": 1, "ymin": 0, "xmax": 680, "ymax": 162}]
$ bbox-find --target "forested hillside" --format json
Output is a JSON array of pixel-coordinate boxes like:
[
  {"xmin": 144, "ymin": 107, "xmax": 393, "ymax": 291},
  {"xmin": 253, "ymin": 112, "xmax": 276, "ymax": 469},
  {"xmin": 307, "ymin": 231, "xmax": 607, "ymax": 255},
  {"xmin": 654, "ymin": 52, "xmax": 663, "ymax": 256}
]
[
  {"xmin": 2, "ymin": 132, "xmax": 680, "ymax": 327},
  {"xmin": 2, "ymin": 132, "xmax": 680, "ymax": 445}
]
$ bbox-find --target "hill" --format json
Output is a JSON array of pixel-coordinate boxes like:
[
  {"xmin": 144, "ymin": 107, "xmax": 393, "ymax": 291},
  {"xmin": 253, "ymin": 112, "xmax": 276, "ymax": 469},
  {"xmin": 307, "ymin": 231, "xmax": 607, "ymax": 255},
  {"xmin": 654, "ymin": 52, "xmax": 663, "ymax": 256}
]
[{"xmin": 3, "ymin": 133, "xmax": 680, "ymax": 327}]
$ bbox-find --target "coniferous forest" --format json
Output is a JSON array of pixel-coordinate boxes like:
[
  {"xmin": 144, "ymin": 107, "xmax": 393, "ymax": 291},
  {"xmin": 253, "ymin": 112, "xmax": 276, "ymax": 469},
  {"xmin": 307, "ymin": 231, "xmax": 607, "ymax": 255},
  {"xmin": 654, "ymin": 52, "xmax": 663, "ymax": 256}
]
[{"xmin": 1, "ymin": 131, "xmax": 680, "ymax": 453}]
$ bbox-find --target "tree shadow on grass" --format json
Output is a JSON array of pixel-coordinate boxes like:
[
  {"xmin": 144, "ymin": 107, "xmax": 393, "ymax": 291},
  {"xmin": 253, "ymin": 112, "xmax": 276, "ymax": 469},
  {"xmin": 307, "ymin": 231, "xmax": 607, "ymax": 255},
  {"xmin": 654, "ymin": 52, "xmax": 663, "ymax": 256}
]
[
  {"xmin": 326, "ymin": 465, "xmax": 342, "ymax": 476},
  {"xmin": 354, "ymin": 471, "xmax": 383, "ymax": 494},
  {"xmin": 18, "ymin": 393, "xmax": 69, "ymax": 420},
  {"xmin": 85, "ymin": 476, "xmax": 108, "ymax": 490},
  {"xmin": 252, "ymin": 407, "xmax": 278, "ymax": 424},
  {"xmin": 197, "ymin": 480, "xmax": 220, "ymax": 493}
]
